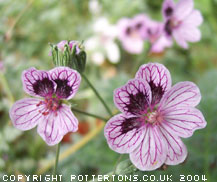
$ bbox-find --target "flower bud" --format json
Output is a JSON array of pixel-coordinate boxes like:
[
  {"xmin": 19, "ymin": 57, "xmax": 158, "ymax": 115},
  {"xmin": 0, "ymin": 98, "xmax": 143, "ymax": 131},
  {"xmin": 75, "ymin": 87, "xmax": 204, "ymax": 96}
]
[{"xmin": 50, "ymin": 40, "xmax": 86, "ymax": 73}]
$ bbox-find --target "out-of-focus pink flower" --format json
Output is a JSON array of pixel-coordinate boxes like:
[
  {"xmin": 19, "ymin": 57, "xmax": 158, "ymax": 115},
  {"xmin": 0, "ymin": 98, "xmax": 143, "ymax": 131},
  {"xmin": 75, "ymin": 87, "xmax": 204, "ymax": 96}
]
[
  {"xmin": 117, "ymin": 14, "xmax": 148, "ymax": 54},
  {"xmin": 143, "ymin": 18, "xmax": 173, "ymax": 53},
  {"xmin": 104, "ymin": 63, "xmax": 206, "ymax": 171},
  {"xmin": 162, "ymin": 0, "xmax": 203, "ymax": 48},
  {"xmin": 9, "ymin": 67, "xmax": 81, "ymax": 146}
]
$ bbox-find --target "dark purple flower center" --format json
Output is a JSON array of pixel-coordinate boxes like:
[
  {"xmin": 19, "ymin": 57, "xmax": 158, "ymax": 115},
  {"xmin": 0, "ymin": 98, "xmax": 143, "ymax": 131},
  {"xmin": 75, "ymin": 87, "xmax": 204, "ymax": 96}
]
[
  {"xmin": 135, "ymin": 22, "xmax": 143, "ymax": 30},
  {"xmin": 33, "ymin": 78, "xmax": 55, "ymax": 97},
  {"xmin": 164, "ymin": 19, "xmax": 173, "ymax": 35},
  {"xmin": 165, "ymin": 7, "xmax": 173, "ymax": 17},
  {"xmin": 126, "ymin": 27, "xmax": 132, "ymax": 35},
  {"xmin": 54, "ymin": 79, "xmax": 72, "ymax": 99}
]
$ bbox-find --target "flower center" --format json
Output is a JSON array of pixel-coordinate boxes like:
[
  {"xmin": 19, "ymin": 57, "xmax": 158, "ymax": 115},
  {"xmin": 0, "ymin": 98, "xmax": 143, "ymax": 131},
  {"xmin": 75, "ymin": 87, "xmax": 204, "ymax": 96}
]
[
  {"xmin": 37, "ymin": 97, "xmax": 61, "ymax": 116},
  {"xmin": 165, "ymin": 18, "xmax": 181, "ymax": 35},
  {"xmin": 145, "ymin": 111, "xmax": 163, "ymax": 125}
]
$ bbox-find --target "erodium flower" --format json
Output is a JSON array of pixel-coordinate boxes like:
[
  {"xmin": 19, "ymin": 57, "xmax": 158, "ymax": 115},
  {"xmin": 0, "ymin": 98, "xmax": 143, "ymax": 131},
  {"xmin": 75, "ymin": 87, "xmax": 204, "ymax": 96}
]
[
  {"xmin": 143, "ymin": 18, "xmax": 173, "ymax": 53},
  {"xmin": 104, "ymin": 63, "xmax": 206, "ymax": 171},
  {"xmin": 9, "ymin": 67, "xmax": 81, "ymax": 146},
  {"xmin": 117, "ymin": 14, "xmax": 148, "ymax": 54},
  {"xmin": 162, "ymin": 0, "xmax": 203, "ymax": 48}
]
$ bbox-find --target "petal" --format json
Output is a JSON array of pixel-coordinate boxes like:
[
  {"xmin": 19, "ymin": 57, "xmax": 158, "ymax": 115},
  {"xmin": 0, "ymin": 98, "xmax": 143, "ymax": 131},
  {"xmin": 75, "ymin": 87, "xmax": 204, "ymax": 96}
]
[
  {"xmin": 151, "ymin": 35, "xmax": 173, "ymax": 53},
  {"xmin": 22, "ymin": 67, "xmax": 56, "ymax": 97},
  {"xmin": 173, "ymin": 29, "xmax": 189, "ymax": 49},
  {"xmin": 159, "ymin": 126, "xmax": 187, "ymax": 165},
  {"xmin": 159, "ymin": 81, "xmax": 201, "ymax": 111},
  {"xmin": 130, "ymin": 125, "xmax": 167, "ymax": 171},
  {"xmin": 117, "ymin": 18, "xmax": 131, "ymax": 40},
  {"xmin": 135, "ymin": 63, "xmax": 172, "ymax": 105},
  {"xmin": 114, "ymin": 78, "xmax": 151, "ymax": 115},
  {"xmin": 57, "ymin": 104, "xmax": 78, "ymax": 135},
  {"xmin": 183, "ymin": 10, "xmax": 203, "ymax": 27},
  {"xmin": 49, "ymin": 67, "xmax": 81, "ymax": 100},
  {"xmin": 104, "ymin": 114, "xmax": 146, "ymax": 154},
  {"xmin": 37, "ymin": 104, "xmax": 78, "ymax": 146},
  {"xmin": 9, "ymin": 98, "xmax": 46, "ymax": 130},
  {"xmin": 174, "ymin": 0, "xmax": 194, "ymax": 21},
  {"xmin": 122, "ymin": 38, "xmax": 144, "ymax": 54},
  {"xmin": 173, "ymin": 25, "xmax": 201, "ymax": 46},
  {"xmin": 162, "ymin": 0, "xmax": 175, "ymax": 19},
  {"xmin": 105, "ymin": 40, "xmax": 120, "ymax": 64},
  {"xmin": 160, "ymin": 106, "xmax": 206, "ymax": 138},
  {"xmin": 37, "ymin": 112, "xmax": 63, "ymax": 146}
]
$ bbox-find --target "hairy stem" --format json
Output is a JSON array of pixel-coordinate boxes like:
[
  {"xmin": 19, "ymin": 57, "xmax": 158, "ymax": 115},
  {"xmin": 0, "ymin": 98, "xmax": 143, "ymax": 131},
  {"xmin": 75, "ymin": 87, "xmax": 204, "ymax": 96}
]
[
  {"xmin": 81, "ymin": 73, "xmax": 113, "ymax": 117},
  {"xmin": 71, "ymin": 107, "xmax": 108, "ymax": 121},
  {"xmin": 53, "ymin": 143, "xmax": 61, "ymax": 176}
]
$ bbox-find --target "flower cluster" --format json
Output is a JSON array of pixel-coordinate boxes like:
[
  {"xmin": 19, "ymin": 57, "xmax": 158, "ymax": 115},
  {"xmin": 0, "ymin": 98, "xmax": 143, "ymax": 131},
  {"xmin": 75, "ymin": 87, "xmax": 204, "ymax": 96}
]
[
  {"xmin": 104, "ymin": 63, "xmax": 206, "ymax": 171},
  {"xmin": 9, "ymin": 67, "xmax": 81, "ymax": 145},
  {"xmin": 117, "ymin": 0, "xmax": 203, "ymax": 54}
]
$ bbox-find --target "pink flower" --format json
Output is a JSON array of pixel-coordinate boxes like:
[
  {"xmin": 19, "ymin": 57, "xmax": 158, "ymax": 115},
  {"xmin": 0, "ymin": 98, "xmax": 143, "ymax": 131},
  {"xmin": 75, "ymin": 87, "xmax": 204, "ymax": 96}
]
[
  {"xmin": 143, "ymin": 18, "xmax": 173, "ymax": 53},
  {"xmin": 104, "ymin": 63, "xmax": 206, "ymax": 171},
  {"xmin": 9, "ymin": 67, "xmax": 81, "ymax": 146},
  {"xmin": 162, "ymin": 0, "xmax": 203, "ymax": 48},
  {"xmin": 117, "ymin": 14, "xmax": 148, "ymax": 54}
]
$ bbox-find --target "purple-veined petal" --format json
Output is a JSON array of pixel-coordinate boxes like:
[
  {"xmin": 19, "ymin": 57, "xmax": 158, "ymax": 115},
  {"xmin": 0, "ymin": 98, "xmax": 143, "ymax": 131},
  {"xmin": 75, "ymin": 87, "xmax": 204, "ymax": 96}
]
[
  {"xmin": 159, "ymin": 81, "xmax": 201, "ymax": 111},
  {"xmin": 49, "ymin": 67, "xmax": 81, "ymax": 100},
  {"xmin": 104, "ymin": 114, "xmax": 145, "ymax": 154},
  {"xmin": 159, "ymin": 126, "xmax": 187, "ymax": 165},
  {"xmin": 37, "ymin": 104, "xmax": 78, "ymax": 146},
  {"xmin": 174, "ymin": 0, "xmax": 194, "ymax": 21},
  {"xmin": 159, "ymin": 106, "xmax": 206, "ymax": 138},
  {"xmin": 58, "ymin": 104, "xmax": 78, "ymax": 135},
  {"xmin": 135, "ymin": 63, "xmax": 172, "ymax": 105},
  {"xmin": 9, "ymin": 98, "xmax": 46, "ymax": 130},
  {"xmin": 114, "ymin": 78, "xmax": 151, "ymax": 115},
  {"xmin": 37, "ymin": 112, "xmax": 63, "ymax": 146},
  {"xmin": 162, "ymin": 0, "xmax": 175, "ymax": 19},
  {"xmin": 183, "ymin": 10, "xmax": 203, "ymax": 27},
  {"xmin": 130, "ymin": 125, "xmax": 167, "ymax": 171},
  {"xmin": 22, "ymin": 67, "xmax": 56, "ymax": 97}
]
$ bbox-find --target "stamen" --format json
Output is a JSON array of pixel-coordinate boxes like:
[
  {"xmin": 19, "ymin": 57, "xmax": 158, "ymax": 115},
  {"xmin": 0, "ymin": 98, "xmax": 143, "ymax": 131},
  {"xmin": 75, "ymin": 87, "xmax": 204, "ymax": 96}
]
[
  {"xmin": 145, "ymin": 111, "xmax": 163, "ymax": 125},
  {"xmin": 36, "ymin": 101, "xmax": 43, "ymax": 107},
  {"xmin": 42, "ymin": 111, "xmax": 49, "ymax": 116}
]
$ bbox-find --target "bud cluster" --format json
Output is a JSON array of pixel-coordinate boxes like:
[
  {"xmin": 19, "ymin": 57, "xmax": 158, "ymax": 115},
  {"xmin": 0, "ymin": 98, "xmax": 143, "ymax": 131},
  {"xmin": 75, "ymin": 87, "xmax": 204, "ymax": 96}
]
[{"xmin": 50, "ymin": 40, "xmax": 86, "ymax": 73}]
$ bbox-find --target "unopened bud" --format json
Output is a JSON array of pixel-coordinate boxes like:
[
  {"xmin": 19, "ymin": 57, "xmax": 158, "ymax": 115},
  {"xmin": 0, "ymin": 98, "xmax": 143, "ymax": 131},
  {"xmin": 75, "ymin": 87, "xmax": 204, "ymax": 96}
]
[{"xmin": 50, "ymin": 40, "xmax": 86, "ymax": 72}]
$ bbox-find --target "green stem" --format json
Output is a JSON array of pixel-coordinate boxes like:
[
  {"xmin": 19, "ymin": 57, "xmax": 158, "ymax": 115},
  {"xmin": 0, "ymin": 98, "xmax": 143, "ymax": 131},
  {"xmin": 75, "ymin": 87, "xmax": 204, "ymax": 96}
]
[
  {"xmin": 81, "ymin": 73, "xmax": 113, "ymax": 117},
  {"xmin": 71, "ymin": 107, "xmax": 108, "ymax": 121},
  {"xmin": 53, "ymin": 143, "xmax": 61, "ymax": 176}
]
